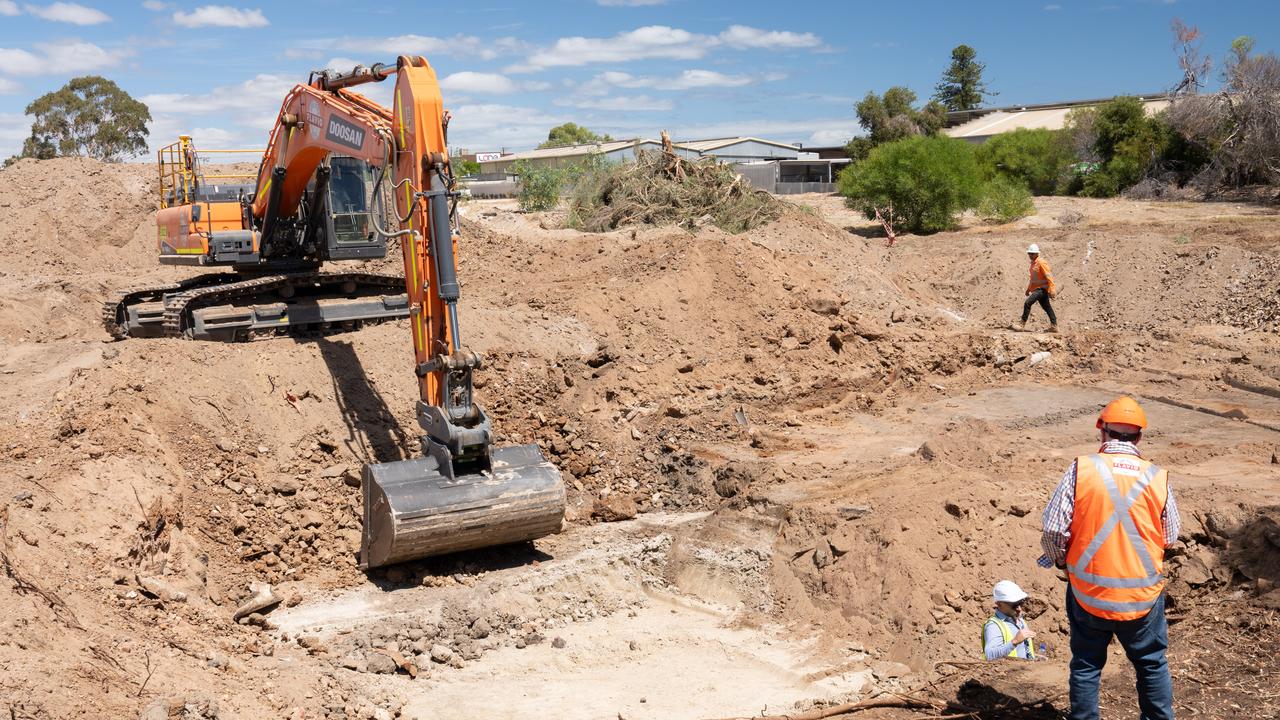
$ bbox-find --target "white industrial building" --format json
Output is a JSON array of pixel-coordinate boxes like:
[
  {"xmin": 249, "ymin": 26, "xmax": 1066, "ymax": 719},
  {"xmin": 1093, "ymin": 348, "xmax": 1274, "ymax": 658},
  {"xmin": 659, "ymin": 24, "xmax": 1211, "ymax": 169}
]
[{"xmin": 944, "ymin": 95, "xmax": 1171, "ymax": 144}]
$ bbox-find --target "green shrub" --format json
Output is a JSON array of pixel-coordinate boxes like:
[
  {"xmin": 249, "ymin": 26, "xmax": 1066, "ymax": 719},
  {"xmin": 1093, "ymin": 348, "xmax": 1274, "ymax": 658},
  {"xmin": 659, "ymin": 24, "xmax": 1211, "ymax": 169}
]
[
  {"xmin": 978, "ymin": 176, "xmax": 1035, "ymax": 223},
  {"xmin": 976, "ymin": 128, "xmax": 1073, "ymax": 195},
  {"xmin": 513, "ymin": 160, "xmax": 564, "ymax": 211},
  {"xmin": 1071, "ymin": 97, "xmax": 1171, "ymax": 197},
  {"xmin": 838, "ymin": 135, "xmax": 983, "ymax": 234}
]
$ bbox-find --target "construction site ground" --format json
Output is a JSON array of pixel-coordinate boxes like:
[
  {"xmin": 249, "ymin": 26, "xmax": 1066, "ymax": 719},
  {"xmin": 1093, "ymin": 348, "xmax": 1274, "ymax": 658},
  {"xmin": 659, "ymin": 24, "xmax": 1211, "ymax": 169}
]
[{"xmin": 1, "ymin": 157, "xmax": 1278, "ymax": 720}]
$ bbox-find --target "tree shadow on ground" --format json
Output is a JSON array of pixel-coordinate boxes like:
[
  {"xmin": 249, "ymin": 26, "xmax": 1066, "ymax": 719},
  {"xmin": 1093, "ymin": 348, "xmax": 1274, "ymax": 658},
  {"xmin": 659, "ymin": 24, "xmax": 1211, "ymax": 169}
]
[{"xmin": 946, "ymin": 679, "xmax": 1067, "ymax": 719}]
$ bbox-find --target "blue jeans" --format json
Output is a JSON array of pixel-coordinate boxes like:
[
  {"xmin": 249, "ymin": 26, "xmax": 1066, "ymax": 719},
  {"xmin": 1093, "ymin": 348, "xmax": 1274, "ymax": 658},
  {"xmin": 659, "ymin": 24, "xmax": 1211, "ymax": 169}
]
[{"xmin": 1067, "ymin": 586, "xmax": 1174, "ymax": 720}]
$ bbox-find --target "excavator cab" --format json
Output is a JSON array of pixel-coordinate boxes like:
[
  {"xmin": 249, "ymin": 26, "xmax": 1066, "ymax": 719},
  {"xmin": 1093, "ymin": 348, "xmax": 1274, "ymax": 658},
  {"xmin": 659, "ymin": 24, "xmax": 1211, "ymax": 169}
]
[{"xmin": 320, "ymin": 156, "xmax": 386, "ymax": 261}]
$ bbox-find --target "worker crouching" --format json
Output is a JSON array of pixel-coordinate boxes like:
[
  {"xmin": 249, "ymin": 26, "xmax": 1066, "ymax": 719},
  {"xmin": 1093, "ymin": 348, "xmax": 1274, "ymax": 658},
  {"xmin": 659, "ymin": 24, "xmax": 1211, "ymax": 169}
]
[{"xmin": 982, "ymin": 580, "xmax": 1037, "ymax": 660}]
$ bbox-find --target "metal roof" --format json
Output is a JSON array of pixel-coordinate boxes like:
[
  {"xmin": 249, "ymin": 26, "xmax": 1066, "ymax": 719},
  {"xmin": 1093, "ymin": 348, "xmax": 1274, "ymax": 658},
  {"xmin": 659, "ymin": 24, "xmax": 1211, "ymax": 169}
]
[
  {"xmin": 481, "ymin": 138, "xmax": 665, "ymax": 163},
  {"xmin": 679, "ymin": 136, "xmax": 800, "ymax": 152},
  {"xmin": 945, "ymin": 97, "xmax": 1171, "ymax": 139}
]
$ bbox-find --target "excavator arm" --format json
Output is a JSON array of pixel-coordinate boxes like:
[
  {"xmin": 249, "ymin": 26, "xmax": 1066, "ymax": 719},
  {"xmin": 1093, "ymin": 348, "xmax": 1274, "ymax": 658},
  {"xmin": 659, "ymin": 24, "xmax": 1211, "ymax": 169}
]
[{"xmin": 257, "ymin": 57, "xmax": 563, "ymax": 569}]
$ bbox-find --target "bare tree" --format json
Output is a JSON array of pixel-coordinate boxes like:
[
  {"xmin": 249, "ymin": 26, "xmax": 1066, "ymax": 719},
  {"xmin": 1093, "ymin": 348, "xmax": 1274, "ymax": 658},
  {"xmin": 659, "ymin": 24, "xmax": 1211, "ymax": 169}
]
[
  {"xmin": 1168, "ymin": 33, "xmax": 1280, "ymax": 189},
  {"xmin": 1171, "ymin": 19, "xmax": 1212, "ymax": 96}
]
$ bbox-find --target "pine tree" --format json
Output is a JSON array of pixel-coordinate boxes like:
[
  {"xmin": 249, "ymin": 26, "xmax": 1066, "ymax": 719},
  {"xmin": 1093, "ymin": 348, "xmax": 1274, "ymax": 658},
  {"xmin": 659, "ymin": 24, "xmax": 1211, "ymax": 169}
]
[{"xmin": 933, "ymin": 45, "xmax": 996, "ymax": 112}]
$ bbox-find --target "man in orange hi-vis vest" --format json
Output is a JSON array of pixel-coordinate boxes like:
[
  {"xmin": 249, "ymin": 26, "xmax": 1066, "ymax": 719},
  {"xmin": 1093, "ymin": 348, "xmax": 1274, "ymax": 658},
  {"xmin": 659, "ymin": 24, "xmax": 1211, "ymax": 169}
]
[
  {"xmin": 1021, "ymin": 243, "xmax": 1059, "ymax": 333},
  {"xmin": 1040, "ymin": 397, "xmax": 1181, "ymax": 720}
]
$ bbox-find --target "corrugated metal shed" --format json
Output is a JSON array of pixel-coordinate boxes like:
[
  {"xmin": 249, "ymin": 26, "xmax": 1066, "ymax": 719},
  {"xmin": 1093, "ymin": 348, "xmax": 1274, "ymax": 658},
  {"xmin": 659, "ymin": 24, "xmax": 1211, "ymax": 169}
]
[
  {"xmin": 677, "ymin": 136, "xmax": 800, "ymax": 162},
  {"xmin": 945, "ymin": 97, "xmax": 1171, "ymax": 143},
  {"xmin": 478, "ymin": 138, "xmax": 670, "ymax": 174}
]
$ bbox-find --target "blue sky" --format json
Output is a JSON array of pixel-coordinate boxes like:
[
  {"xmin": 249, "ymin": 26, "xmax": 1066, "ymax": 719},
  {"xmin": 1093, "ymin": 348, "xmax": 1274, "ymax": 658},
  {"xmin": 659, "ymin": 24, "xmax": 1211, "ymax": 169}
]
[{"xmin": 0, "ymin": 0, "xmax": 1276, "ymax": 159}]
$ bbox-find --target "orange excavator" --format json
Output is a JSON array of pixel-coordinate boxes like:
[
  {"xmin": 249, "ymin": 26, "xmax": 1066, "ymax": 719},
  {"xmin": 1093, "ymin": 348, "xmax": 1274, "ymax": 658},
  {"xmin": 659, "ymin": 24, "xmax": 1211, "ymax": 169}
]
[{"xmin": 111, "ymin": 57, "xmax": 564, "ymax": 567}]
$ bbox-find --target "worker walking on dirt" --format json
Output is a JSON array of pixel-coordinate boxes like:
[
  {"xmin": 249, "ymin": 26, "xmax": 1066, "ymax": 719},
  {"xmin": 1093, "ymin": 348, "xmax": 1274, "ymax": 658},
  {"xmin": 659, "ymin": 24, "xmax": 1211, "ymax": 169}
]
[
  {"xmin": 1020, "ymin": 244, "xmax": 1058, "ymax": 333},
  {"xmin": 983, "ymin": 580, "xmax": 1037, "ymax": 661},
  {"xmin": 1040, "ymin": 396, "xmax": 1181, "ymax": 720}
]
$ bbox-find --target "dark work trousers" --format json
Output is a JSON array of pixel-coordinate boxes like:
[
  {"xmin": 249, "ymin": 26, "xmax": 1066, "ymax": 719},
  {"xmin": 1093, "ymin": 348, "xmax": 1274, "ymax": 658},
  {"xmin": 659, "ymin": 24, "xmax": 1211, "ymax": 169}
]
[
  {"xmin": 1022, "ymin": 288, "xmax": 1058, "ymax": 324},
  {"xmin": 1066, "ymin": 586, "xmax": 1174, "ymax": 720}
]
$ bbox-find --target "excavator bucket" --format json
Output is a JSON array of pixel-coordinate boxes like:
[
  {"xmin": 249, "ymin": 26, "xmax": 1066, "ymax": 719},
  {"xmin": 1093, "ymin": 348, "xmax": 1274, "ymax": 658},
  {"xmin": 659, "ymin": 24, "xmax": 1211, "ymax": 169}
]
[{"xmin": 359, "ymin": 444, "xmax": 565, "ymax": 569}]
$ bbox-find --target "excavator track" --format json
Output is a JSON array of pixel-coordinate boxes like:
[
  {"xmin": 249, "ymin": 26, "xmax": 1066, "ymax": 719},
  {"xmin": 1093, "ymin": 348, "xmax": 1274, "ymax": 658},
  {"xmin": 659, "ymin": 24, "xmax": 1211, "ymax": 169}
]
[
  {"xmin": 102, "ymin": 274, "xmax": 243, "ymax": 339},
  {"xmin": 161, "ymin": 271, "xmax": 408, "ymax": 341}
]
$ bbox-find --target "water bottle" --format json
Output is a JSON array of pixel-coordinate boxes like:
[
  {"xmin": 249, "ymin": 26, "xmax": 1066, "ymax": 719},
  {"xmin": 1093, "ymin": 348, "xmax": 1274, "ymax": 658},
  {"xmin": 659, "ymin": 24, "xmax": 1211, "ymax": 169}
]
[{"xmin": 1038, "ymin": 641, "xmax": 1048, "ymax": 660}]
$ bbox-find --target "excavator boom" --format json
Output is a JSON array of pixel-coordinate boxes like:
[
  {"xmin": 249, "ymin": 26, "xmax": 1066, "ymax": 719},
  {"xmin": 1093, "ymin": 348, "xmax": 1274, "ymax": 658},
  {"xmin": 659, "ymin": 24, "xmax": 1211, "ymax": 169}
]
[{"xmin": 316, "ymin": 57, "xmax": 564, "ymax": 568}]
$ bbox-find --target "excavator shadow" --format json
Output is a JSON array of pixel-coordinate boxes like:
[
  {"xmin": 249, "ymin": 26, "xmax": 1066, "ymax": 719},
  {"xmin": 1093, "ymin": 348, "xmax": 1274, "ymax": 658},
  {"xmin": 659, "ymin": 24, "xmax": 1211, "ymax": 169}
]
[
  {"xmin": 305, "ymin": 336, "xmax": 409, "ymax": 465},
  {"xmin": 304, "ymin": 336, "xmax": 557, "ymax": 581}
]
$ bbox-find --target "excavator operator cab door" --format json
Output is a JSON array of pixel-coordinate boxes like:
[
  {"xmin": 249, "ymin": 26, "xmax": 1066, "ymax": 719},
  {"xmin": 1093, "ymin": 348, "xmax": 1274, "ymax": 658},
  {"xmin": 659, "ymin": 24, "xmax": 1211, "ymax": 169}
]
[{"xmin": 324, "ymin": 156, "xmax": 388, "ymax": 261}]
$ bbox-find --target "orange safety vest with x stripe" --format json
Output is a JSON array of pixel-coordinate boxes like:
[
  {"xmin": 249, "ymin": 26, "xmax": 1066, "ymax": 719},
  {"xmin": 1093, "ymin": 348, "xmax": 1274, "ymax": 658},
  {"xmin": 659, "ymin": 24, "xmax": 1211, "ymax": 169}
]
[{"xmin": 1067, "ymin": 453, "xmax": 1169, "ymax": 621}]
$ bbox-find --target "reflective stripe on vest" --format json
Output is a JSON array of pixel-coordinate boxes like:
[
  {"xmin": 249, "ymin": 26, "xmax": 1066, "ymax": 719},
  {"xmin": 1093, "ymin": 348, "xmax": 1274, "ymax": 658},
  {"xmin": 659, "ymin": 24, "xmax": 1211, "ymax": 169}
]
[
  {"xmin": 1067, "ymin": 454, "xmax": 1168, "ymax": 620},
  {"xmin": 982, "ymin": 617, "xmax": 1035, "ymax": 659}
]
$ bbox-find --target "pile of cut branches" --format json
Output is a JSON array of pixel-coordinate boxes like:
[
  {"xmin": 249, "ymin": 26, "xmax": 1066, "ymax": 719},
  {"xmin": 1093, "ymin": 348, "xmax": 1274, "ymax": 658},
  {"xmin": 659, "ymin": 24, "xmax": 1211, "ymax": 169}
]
[{"xmin": 566, "ymin": 148, "xmax": 782, "ymax": 234}]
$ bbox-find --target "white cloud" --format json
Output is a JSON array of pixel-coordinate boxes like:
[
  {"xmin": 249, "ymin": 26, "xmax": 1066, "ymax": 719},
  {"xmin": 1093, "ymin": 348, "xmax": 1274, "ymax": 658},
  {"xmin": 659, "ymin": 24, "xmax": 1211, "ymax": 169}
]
[
  {"xmin": 0, "ymin": 1, "xmax": 19, "ymax": 15},
  {"xmin": 596, "ymin": 0, "xmax": 668, "ymax": 5},
  {"xmin": 23, "ymin": 2, "xmax": 110, "ymax": 24},
  {"xmin": 141, "ymin": 0, "xmax": 167, "ymax": 10},
  {"xmin": 512, "ymin": 25, "xmax": 824, "ymax": 72},
  {"xmin": 0, "ymin": 40, "xmax": 129, "ymax": 75},
  {"xmin": 447, "ymin": 103, "xmax": 566, "ymax": 151},
  {"xmin": 717, "ymin": 25, "xmax": 821, "ymax": 50},
  {"xmin": 579, "ymin": 68, "xmax": 783, "ymax": 95},
  {"xmin": 0, "ymin": 77, "xmax": 21, "ymax": 94},
  {"xmin": 557, "ymin": 94, "xmax": 673, "ymax": 112},
  {"xmin": 441, "ymin": 71, "xmax": 518, "ymax": 95},
  {"xmin": 0, "ymin": 111, "xmax": 31, "ymax": 159},
  {"xmin": 141, "ymin": 73, "xmax": 294, "ymax": 114},
  {"xmin": 515, "ymin": 26, "xmax": 710, "ymax": 71},
  {"xmin": 172, "ymin": 5, "xmax": 268, "ymax": 28},
  {"xmin": 298, "ymin": 34, "xmax": 525, "ymax": 63}
]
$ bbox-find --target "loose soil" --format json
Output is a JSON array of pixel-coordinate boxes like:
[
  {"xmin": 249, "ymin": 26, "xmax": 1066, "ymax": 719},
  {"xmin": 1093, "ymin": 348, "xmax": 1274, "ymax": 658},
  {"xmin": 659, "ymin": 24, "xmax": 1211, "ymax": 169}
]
[{"xmin": 1, "ymin": 157, "xmax": 1278, "ymax": 719}]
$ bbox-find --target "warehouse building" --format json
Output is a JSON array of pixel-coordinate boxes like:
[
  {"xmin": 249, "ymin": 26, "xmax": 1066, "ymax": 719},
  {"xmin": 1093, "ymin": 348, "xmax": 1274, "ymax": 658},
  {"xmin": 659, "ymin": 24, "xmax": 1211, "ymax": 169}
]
[{"xmin": 944, "ymin": 95, "xmax": 1171, "ymax": 144}]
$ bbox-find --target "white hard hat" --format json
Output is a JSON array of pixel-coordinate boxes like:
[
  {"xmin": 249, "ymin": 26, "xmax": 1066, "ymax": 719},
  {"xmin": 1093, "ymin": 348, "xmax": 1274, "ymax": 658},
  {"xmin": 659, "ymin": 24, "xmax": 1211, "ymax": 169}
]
[
  {"xmin": 993, "ymin": 580, "xmax": 1028, "ymax": 603},
  {"xmin": 1026, "ymin": 244, "xmax": 1040, "ymax": 254}
]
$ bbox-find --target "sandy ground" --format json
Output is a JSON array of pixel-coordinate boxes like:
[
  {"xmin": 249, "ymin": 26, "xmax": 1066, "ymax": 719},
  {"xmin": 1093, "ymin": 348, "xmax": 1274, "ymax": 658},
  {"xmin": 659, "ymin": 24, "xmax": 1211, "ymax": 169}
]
[{"xmin": 0, "ymin": 158, "xmax": 1278, "ymax": 719}]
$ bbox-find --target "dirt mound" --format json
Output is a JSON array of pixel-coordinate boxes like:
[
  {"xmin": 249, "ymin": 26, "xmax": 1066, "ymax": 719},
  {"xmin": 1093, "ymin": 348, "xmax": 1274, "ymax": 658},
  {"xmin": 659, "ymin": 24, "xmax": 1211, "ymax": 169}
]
[{"xmin": 0, "ymin": 157, "xmax": 158, "ymax": 274}]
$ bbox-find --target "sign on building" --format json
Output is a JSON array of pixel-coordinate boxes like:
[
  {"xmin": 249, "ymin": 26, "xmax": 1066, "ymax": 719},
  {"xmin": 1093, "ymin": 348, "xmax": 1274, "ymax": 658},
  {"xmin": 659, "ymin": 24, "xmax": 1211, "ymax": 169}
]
[{"xmin": 475, "ymin": 152, "xmax": 502, "ymax": 162}]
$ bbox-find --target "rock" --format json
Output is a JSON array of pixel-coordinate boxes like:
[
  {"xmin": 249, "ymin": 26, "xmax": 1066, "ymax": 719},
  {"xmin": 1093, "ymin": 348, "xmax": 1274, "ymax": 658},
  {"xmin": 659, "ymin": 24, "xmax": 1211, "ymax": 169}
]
[
  {"xmin": 216, "ymin": 439, "xmax": 237, "ymax": 453},
  {"xmin": 1260, "ymin": 589, "xmax": 1280, "ymax": 611},
  {"xmin": 1178, "ymin": 553, "xmax": 1213, "ymax": 587},
  {"xmin": 629, "ymin": 640, "xmax": 639, "ymax": 651},
  {"xmin": 1026, "ymin": 351, "xmax": 1051, "ymax": 368},
  {"xmin": 373, "ymin": 710, "xmax": 393, "ymax": 720},
  {"xmin": 663, "ymin": 404, "xmax": 690, "ymax": 419},
  {"xmin": 944, "ymin": 501, "xmax": 965, "ymax": 518},
  {"xmin": 297, "ymin": 635, "xmax": 324, "ymax": 653},
  {"xmin": 339, "ymin": 651, "xmax": 368, "ymax": 673},
  {"xmin": 366, "ymin": 651, "xmax": 397, "ymax": 674},
  {"xmin": 1009, "ymin": 504, "xmax": 1031, "ymax": 518},
  {"xmin": 318, "ymin": 464, "xmax": 347, "ymax": 479},
  {"xmin": 592, "ymin": 494, "xmax": 637, "ymax": 522},
  {"xmin": 839, "ymin": 505, "xmax": 872, "ymax": 520},
  {"xmin": 136, "ymin": 575, "xmax": 184, "ymax": 602},
  {"xmin": 272, "ymin": 479, "xmax": 298, "ymax": 495},
  {"xmin": 429, "ymin": 644, "xmax": 454, "ymax": 664},
  {"xmin": 870, "ymin": 660, "xmax": 912, "ymax": 680},
  {"xmin": 471, "ymin": 618, "xmax": 491, "ymax": 639},
  {"xmin": 232, "ymin": 582, "xmax": 280, "ymax": 621},
  {"xmin": 806, "ymin": 297, "xmax": 842, "ymax": 316},
  {"xmin": 917, "ymin": 443, "xmax": 937, "ymax": 462},
  {"xmin": 813, "ymin": 540, "xmax": 833, "ymax": 569},
  {"xmin": 551, "ymin": 637, "xmax": 566, "ymax": 649},
  {"xmin": 944, "ymin": 590, "xmax": 963, "ymax": 610}
]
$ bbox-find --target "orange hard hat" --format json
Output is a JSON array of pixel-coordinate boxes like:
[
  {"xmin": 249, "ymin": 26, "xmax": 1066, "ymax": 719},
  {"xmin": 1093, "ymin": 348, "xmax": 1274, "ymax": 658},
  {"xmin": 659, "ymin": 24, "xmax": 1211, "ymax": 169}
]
[{"xmin": 1097, "ymin": 396, "xmax": 1147, "ymax": 429}]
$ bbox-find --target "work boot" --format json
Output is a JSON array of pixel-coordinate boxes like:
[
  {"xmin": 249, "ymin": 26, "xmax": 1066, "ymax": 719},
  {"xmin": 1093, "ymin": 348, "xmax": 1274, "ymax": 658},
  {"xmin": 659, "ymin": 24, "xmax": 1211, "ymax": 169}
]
[
  {"xmin": 1048, "ymin": 323, "xmax": 1059, "ymax": 333},
  {"xmin": 1018, "ymin": 320, "xmax": 1026, "ymax": 331}
]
